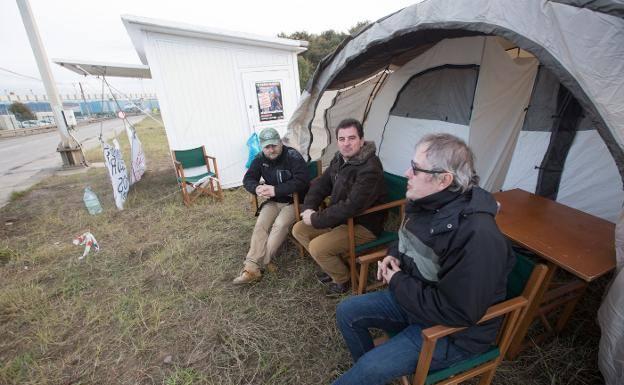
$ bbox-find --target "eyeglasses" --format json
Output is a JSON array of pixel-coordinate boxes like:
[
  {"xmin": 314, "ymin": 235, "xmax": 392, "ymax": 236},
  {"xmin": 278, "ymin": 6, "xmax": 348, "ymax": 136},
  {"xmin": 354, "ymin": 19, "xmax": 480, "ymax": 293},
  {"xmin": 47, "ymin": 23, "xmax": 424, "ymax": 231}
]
[{"xmin": 410, "ymin": 160, "xmax": 447, "ymax": 175}]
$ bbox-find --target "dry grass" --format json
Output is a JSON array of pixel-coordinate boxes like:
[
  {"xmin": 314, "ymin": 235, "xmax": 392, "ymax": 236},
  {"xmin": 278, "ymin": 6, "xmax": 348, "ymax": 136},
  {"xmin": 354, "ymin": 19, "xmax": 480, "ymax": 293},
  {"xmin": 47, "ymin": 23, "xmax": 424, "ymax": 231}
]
[{"xmin": 0, "ymin": 117, "xmax": 608, "ymax": 385}]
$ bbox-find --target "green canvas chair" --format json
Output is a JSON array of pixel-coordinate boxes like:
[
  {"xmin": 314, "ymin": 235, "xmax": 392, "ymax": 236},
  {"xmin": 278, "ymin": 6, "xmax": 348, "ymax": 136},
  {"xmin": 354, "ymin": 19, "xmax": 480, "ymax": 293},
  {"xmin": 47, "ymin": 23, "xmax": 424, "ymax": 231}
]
[
  {"xmin": 377, "ymin": 252, "xmax": 548, "ymax": 385},
  {"xmin": 172, "ymin": 146, "xmax": 223, "ymax": 206},
  {"xmin": 347, "ymin": 172, "xmax": 407, "ymax": 294}
]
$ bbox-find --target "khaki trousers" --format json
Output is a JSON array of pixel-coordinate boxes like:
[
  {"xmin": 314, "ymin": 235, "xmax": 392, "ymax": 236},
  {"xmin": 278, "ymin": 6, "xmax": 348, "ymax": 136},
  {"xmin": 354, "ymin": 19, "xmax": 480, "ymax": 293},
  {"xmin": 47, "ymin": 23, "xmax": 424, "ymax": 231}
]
[
  {"xmin": 292, "ymin": 220, "xmax": 376, "ymax": 284},
  {"xmin": 244, "ymin": 201, "xmax": 296, "ymax": 273}
]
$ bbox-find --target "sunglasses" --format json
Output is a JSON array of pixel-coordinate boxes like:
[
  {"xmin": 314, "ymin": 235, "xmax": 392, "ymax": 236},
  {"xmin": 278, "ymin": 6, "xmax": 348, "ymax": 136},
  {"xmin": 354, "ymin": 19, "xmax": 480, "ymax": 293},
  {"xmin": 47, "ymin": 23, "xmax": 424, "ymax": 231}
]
[{"xmin": 410, "ymin": 160, "xmax": 447, "ymax": 175}]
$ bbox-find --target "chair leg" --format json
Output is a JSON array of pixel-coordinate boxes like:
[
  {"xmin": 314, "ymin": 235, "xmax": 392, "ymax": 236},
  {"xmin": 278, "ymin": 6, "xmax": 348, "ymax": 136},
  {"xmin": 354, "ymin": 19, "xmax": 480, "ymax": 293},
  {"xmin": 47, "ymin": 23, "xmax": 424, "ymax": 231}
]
[
  {"xmin": 357, "ymin": 262, "xmax": 369, "ymax": 295},
  {"xmin": 216, "ymin": 179, "xmax": 223, "ymax": 200},
  {"xmin": 477, "ymin": 368, "xmax": 496, "ymax": 385},
  {"xmin": 180, "ymin": 184, "xmax": 191, "ymax": 206},
  {"xmin": 209, "ymin": 178, "xmax": 216, "ymax": 198}
]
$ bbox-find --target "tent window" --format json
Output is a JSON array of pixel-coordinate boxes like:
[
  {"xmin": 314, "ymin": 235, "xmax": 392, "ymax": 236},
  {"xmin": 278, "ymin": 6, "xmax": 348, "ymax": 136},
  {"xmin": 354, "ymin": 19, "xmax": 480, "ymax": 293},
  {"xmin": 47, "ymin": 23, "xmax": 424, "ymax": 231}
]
[
  {"xmin": 522, "ymin": 66, "xmax": 560, "ymax": 132},
  {"xmin": 390, "ymin": 65, "xmax": 478, "ymax": 126}
]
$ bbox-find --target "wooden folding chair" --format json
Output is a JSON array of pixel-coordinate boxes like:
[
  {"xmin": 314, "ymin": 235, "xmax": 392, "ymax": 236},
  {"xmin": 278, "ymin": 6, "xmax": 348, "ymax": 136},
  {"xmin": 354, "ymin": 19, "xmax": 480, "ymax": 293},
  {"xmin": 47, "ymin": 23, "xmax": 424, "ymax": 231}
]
[
  {"xmin": 172, "ymin": 146, "xmax": 223, "ymax": 206},
  {"xmin": 376, "ymin": 252, "xmax": 548, "ymax": 385},
  {"xmin": 249, "ymin": 159, "xmax": 323, "ymax": 256},
  {"xmin": 347, "ymin": 172, "xmax": 407, "ymax": 294}
]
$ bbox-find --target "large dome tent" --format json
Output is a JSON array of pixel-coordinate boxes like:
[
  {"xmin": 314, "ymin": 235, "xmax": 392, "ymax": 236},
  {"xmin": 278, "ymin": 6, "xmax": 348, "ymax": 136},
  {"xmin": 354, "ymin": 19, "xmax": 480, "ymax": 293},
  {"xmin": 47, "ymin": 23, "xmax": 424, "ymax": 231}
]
[{"xmin": 284, "ymin": 0, "xmax": 624, "ymax": 223}]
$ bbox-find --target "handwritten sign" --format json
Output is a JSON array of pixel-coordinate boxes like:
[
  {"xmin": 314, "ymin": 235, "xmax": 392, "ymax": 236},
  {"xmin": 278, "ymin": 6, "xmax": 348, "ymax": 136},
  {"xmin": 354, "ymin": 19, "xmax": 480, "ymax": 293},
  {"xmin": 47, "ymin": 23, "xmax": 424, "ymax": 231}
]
[
  {"xmin": 130, "ymin": 133, "xmax": 146, "ymax": 184},
  {"xmin": 124, "ymin": 122, "xmax": 146, "ymax": 185},
  {"xmin": 102, "ymin": 141, "xmax": 129, "ymax": 210}
]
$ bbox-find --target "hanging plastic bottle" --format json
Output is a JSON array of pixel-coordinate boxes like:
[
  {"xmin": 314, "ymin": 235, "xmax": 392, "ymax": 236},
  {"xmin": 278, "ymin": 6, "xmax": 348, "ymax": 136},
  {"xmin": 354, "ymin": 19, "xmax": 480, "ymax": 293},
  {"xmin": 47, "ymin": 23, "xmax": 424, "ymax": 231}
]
[{"xmin": 83, "ymin": 186, "xmax": 103, "ymax": 215}]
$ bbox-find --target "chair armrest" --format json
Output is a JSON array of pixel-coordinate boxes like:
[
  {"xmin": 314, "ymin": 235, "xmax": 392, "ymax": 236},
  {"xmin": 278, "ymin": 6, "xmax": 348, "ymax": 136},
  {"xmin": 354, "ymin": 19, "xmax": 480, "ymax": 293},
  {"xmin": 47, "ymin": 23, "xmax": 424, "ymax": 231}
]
[
  {"xmin": 173, "ymin": 160, "xmax": 185, "ymax": 178},
  {"xmin": 203, "ymin": 155, "xmax": 220, "ymax": 178},
  {"xmin": 250, "ymin": 192, "xmax": 259, "ymax": 213},
  {"xmin": 293, "ymin": 191, "xmax": 302, "ymax": 219},
  {"xmin": 420, "ymin": 296, "xmax": 528, "ymax": 341},
  {"xmin": 478, "ymin": 297, "xmax": 527, "ymax": 323},
  {"xmin": 356, "ymin": 199, "xmax": 406, "ymax": 217},
  {"xmin": 356, "ymin": 249, "xmax": 388, "ymax": 264}
]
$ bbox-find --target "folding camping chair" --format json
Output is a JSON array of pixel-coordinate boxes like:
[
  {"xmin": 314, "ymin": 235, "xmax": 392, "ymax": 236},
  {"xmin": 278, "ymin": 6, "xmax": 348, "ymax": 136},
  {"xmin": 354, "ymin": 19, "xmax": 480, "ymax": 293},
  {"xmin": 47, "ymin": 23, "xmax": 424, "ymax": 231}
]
[
  {"xmin": 346, "ymin": 172, "xmax": 407, "ymax": 294},
  {"xmin": 250, "ymin": 159, "xmax": 322, "ymax": 217},
  {"xmin": 172, "ymin": 146, "xmax": 223, "ymax": 206},
  {"xmin": 375, "ymin": 252, "xmax": 548, "ymax": 385},
  {"xmin": 250, "ymin": 159, "xmax": 323, "ymax": 256}
]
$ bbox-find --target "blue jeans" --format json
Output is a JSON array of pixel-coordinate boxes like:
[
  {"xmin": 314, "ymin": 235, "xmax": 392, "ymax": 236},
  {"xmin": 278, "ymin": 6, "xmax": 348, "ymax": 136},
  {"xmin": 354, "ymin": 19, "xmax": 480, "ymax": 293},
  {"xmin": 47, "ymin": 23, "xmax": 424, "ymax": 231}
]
[{"xmin": 333, "ymin": 290, "xmax": 473, "ymax": 385}]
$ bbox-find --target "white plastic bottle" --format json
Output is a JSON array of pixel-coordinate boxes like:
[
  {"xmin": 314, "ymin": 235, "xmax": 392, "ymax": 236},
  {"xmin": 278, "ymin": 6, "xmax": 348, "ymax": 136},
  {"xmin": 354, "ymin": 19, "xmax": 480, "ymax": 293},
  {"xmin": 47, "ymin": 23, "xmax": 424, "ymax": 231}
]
[{"xmin": 83, "ymin": 187, "xmax": 103, "ymax": 215}]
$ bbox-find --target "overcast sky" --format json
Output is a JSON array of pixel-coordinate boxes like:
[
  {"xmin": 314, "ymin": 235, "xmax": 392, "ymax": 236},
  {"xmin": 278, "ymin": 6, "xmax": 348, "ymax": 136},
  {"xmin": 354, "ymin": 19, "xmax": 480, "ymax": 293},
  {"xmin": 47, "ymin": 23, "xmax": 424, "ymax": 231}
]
[{"xmin": 0, "ymin": 0, "xmax": 417, "ymax": 97}]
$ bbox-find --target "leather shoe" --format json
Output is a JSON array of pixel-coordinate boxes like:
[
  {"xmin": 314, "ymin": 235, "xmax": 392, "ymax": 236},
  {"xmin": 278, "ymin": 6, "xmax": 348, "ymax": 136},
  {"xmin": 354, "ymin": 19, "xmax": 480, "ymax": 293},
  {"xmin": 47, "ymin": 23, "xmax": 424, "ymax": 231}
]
[
  {"xmin": 232, "ymin": 270, "xmax": 261, "ymax": 285},
  {"xmin": 325, "ymin": 281, "xmax": 350, "ymax": 297},
  {"xmin": 315, "ymin": 271, "xmax": 332, "ymax": 284}
]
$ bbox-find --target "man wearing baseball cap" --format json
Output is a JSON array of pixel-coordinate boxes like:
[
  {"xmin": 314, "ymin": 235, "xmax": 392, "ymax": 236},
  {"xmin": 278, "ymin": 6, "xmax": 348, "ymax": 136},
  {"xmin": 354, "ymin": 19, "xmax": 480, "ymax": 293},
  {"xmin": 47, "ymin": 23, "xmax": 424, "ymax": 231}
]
[{"xmin": 233, "ymin": 127, "xmax": 309, "ymax": 284}]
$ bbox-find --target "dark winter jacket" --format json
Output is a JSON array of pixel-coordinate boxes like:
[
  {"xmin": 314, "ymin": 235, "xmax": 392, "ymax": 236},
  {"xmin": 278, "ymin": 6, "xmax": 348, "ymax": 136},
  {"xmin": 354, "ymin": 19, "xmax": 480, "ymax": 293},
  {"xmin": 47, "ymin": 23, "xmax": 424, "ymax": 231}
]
[
  {"xmin": 388, "ymin": 187, "xmax": 515, "ymax": 354},
  {"xmin": 302, "ymin": 141, "xmax": 386, "ymax": 235},
  {"xmin": 243, "ymin": 145, "xmax": 309, "ymax": 204}
]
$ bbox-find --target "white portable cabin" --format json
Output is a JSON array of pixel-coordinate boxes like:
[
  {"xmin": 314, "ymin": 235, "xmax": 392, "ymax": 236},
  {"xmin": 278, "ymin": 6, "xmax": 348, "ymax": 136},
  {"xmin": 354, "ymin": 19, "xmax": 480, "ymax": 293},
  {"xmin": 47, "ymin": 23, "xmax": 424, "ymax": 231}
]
[
  {"xmin": 286, "ymin": 0, "xmax": 624, "ymax": 224},
  {"xmin": 123, "ymin": 15, "xmax": 307, "ymax": 187}
]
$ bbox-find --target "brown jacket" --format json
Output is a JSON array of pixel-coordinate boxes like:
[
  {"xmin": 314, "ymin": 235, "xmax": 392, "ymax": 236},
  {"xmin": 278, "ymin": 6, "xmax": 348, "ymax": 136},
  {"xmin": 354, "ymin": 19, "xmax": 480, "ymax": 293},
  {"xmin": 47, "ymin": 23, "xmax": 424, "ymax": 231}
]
[{"xmin": 302, "ymin": 141, "xmax": 387, "ymax": 235}]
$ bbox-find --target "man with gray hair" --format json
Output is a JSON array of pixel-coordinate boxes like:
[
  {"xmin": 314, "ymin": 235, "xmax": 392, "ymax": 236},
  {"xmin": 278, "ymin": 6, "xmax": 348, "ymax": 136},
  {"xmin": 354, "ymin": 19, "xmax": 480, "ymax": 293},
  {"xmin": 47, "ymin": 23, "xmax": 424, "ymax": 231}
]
[{"xmin": 331, "ymin": 133, "xmax": 515, "ymax": 385}]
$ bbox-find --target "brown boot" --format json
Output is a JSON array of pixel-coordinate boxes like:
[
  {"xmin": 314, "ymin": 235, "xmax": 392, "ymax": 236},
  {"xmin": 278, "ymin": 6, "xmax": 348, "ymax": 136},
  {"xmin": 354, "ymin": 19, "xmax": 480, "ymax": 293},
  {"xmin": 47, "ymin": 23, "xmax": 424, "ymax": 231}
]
[
  {"xmin": 265, "ymin": 262, "xmax": 278, "ymax": 273},
  {"xmin": 232, "ymin": 269, "xmax": 262, "ymax": 285}
]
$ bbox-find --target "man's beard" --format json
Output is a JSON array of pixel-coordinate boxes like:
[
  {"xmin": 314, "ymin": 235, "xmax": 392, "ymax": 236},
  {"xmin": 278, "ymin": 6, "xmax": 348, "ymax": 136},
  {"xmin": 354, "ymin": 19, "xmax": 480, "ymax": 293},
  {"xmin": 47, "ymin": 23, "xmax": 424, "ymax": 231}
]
[{"xmin": 266, "ymin": 152, "xmax": 279, "ymax": 160}]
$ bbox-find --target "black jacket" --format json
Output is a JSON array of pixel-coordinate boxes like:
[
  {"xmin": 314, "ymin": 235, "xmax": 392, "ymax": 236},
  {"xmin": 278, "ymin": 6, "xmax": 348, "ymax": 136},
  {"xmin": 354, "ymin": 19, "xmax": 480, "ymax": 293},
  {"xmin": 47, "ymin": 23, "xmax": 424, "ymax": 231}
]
[
  {"xmin": 388, "ymin": 187, "xmax": 515, "ymax": 354},
  {"xmin": 243, "ymin": 145, "xmax": 309, "ymax": 204},
  {"xmin": 302, "ymin": 141, "xmax": 386, "ymax": 235}
]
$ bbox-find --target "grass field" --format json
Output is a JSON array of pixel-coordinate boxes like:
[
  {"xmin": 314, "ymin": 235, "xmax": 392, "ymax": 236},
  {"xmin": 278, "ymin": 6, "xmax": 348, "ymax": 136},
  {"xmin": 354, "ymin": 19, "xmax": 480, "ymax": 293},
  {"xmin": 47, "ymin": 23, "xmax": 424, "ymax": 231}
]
[{"xmin": 0, "ymin": 117, "xmax": 608, "ymax": 385}]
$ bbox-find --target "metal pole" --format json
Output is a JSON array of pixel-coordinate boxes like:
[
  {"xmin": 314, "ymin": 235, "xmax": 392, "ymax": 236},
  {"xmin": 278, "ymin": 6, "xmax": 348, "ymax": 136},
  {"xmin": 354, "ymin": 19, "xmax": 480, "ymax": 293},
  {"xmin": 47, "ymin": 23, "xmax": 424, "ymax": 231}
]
[
  {"xmin": 78, "ymin": 82, "xmax": 92, "ymax": 119},
  {"xmin": 16, "ymin": 0, "xmax": 71, "ymax": 148}
]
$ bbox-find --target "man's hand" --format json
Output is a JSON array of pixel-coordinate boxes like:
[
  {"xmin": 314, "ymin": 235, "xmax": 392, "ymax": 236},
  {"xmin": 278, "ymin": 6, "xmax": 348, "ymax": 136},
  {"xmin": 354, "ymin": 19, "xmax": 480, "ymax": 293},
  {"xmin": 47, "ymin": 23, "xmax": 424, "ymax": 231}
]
[
  {"xmin": 377, "ymin": 255, "xmax": 401, "ymax": 284},
  {"xmin": 301, "ymin": 209, "xmax": 316, "ymax": 226},
  {"xmin": 263, "ymin": 185, "xmax": 275, "ymax": 198},
  {"xmin": 255, "ymin": 184, "xmax": 275, "ymax": 198}
]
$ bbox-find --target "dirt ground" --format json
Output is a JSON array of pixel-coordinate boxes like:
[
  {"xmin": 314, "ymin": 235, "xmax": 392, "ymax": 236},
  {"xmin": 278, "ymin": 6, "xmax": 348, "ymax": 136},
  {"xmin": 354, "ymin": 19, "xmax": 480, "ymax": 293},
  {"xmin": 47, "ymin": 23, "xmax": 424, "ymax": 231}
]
[{"xmin": 0, "ymin": 117, "xmax": 608, "ymax": 385}]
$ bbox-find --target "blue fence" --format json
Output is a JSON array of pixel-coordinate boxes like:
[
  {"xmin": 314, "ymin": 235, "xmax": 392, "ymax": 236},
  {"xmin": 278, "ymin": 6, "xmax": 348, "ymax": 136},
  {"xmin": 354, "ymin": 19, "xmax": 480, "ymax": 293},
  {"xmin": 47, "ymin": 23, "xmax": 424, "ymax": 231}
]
[{"xmin": 0, "ymin": 98, "xmax": 160, "ymax": 116}]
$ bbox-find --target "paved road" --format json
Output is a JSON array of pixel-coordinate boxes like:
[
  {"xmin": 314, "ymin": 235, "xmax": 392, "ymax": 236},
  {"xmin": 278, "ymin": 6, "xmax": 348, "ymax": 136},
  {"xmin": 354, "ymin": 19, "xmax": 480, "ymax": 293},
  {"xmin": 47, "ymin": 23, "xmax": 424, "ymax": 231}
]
[{"xmin": 0, "ymin": 116, "xmax": 144, "ymax": 208}]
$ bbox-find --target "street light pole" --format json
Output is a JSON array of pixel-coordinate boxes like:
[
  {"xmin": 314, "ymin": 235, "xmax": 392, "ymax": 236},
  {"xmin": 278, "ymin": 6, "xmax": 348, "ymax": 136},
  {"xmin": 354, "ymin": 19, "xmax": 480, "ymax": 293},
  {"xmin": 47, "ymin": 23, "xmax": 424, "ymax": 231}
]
[{"xmin": 16, "ymin": 0, "xmax": 85, "ymax": 167}]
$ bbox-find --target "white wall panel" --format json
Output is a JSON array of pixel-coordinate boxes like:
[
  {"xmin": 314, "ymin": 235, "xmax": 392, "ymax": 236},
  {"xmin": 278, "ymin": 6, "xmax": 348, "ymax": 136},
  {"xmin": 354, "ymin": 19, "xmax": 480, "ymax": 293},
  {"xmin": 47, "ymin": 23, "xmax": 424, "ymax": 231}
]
[
  {"xmin": 143, "ymin": 31, "xmax": 301, "ymax": 188},
  {"xmin": 235, "ymin": 49, "xmax": 290, "ymax": 68}
]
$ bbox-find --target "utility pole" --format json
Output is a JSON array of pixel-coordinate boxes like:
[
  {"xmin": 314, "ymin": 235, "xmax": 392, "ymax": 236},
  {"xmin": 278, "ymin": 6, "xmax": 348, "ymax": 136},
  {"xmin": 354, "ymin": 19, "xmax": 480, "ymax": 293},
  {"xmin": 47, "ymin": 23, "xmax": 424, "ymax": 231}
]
[{"xmin": 16, "ymin": 0, "xmax": 85, "ymax": 167}]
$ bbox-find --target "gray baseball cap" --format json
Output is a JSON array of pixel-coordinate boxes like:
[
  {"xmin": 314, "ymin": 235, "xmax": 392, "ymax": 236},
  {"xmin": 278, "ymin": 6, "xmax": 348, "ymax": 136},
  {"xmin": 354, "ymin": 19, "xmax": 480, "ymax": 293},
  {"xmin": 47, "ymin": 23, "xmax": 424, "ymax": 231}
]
[{"xmin": 258, "ymin": 127, "xmax": 281, "ymax": 148}]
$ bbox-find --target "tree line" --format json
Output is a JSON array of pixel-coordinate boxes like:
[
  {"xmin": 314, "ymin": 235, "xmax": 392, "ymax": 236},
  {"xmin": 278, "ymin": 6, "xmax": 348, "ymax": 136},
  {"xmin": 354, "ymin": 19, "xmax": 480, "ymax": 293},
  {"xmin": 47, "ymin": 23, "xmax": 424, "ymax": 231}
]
[{"xmin": 279, "ymin": 21, "xmax": 370, "ymax": 90}]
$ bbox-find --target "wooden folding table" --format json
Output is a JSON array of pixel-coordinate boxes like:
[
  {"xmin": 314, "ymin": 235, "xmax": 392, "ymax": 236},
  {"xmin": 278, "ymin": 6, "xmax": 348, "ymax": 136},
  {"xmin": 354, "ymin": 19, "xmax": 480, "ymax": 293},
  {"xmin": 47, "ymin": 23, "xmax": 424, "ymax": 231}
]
[{"xmin": 493, "ymin": 189, "xmax": 615, "ymax": 358}]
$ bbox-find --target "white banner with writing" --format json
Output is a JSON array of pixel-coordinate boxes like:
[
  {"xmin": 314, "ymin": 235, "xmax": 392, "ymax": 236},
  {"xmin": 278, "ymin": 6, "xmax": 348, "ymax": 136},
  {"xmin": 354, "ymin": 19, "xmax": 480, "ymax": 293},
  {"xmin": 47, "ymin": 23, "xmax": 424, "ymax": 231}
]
[
  {"xmin": 103, "ymin": 139, "xmax": 129, "ymax": 210},
  {"xmin": 130, "ymin": 133, "xmax": 146, "ymax": 184}
]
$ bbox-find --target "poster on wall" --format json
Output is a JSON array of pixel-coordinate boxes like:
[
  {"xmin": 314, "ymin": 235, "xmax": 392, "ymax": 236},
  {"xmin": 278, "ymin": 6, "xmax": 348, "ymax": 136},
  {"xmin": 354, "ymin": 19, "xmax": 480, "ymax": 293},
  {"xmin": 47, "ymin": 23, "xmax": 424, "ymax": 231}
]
[{"xmin": 255, "ymin": 81, "xmax": 284, "ymax": 121}]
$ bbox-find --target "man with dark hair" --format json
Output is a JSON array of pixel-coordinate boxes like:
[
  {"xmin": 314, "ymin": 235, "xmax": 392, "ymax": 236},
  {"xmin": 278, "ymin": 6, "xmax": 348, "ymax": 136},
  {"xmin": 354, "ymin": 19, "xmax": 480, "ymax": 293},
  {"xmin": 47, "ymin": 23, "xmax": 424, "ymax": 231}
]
[
  {"xmin": 292, "ymin": 118, "xmax": 386, "ymax": 296},
  {"xmin": 233, "ymin": 127, "xmax": 309, "ymax": 284},
  {"xmin": 331, "ymin": 133, "xmax": 515, "ymax": 385}
]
